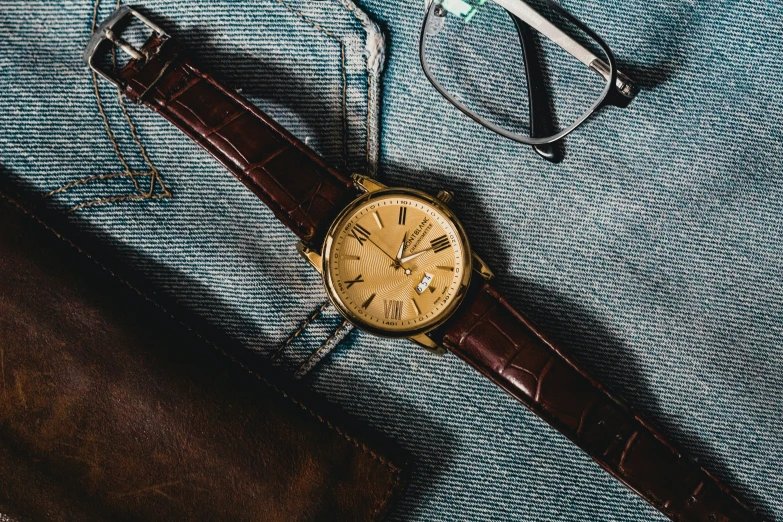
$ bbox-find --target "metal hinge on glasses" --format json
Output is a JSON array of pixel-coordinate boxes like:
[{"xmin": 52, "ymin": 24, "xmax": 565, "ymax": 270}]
[{"xmin": 83, "ymin": 6, "xmax": 170, "ymax": 89}]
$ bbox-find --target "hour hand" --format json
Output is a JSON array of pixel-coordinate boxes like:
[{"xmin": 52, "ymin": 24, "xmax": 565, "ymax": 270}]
[{"xmin": 395, "ymin": 231, "xmax": 408, "ymax": 265}]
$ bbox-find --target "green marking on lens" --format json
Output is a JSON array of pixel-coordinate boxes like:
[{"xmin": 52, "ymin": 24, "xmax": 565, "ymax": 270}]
[{"xmin": 441, "ymin": 0, "xmax": 486, "ymax": 22}]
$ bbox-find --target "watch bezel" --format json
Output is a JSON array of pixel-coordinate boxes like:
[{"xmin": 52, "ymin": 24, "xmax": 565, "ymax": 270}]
[{"xmin": 321, "ymin": 187, "xmax": 473, "ymax": 338}]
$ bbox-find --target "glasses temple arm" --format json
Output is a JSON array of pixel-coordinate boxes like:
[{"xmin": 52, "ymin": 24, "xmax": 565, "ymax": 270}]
[
  {"xmin": 490, "ymin": 0, "xmax": 637, "ymax": 99},
  {"xmin": 511, "ymin": 13, "xmax": 563, "ymax": 160},
  {"xmin": 492, "ymin": 0, "xmax": 595, "ymax": 64}
]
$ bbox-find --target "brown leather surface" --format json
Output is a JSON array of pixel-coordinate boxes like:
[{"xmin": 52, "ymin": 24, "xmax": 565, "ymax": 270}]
[
  {"xmin": 0, "ymin": 191, "xmax": 405, "ymax": 521},
  {"xmin": 117, "ymin": 36, "xmax": 358, "ymax": 245},
  {"xmin": 437, "ymin": 281, "xmax": 762, "ymax": 522}
]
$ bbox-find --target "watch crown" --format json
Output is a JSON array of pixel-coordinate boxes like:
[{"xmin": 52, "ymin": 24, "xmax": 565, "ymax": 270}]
[{"xmin": 436, "ymin": 190, "xmax": 454, "ymax": 205}]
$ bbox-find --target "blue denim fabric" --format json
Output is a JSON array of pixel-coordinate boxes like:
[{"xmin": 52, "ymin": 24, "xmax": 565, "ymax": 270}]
[{"xmin": 1, "ymin": 1, "xmax": 782, "ymax": 521}]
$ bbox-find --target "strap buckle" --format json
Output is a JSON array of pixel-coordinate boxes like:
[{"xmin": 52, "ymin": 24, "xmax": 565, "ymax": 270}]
[{"xmin": 83, "ymin": 6, "xmax": 169, "ymax": 88}]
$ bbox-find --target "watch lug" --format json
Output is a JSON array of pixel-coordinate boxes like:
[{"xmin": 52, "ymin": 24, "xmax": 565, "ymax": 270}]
[
  {"xmin": 409, "ymin": 333, "xmax": 447, "ymax": 355},
  {"xmin": 351, "ymin": 173, "xmax": 387, "ymax": 193},
  {"xmin": 472, "ymin": 253, "xmax": 494, "ymax": 280},
  {"xmin": 296, "ymin": 241, "xmax": 323, "ymax": 274}
]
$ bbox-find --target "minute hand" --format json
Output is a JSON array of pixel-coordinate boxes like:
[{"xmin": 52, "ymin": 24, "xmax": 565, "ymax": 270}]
[{"xmin": 399, "ymin": 247, "xmax": 433, "ymax": 265}]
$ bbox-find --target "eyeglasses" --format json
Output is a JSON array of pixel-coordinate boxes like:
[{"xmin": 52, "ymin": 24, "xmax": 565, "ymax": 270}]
[{"xmin": 419, "ymin": 0, "xmax": 639, "ymax": 162}]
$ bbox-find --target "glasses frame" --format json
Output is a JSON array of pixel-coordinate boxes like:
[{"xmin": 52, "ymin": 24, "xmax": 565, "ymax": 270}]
[{"xmin": 419, "ymin": 0, "xmax": 624, "ymax": 146}]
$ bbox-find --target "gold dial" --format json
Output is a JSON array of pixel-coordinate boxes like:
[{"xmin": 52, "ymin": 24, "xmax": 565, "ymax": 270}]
[{"xmin": 323, "ymin": 188, "xmax": 471, "ymax": 337}]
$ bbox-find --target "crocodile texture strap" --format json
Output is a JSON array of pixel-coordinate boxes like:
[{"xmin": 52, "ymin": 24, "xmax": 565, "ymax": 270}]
[
  {"xmin": 436, "ymin": 281, "xmax": 761, "ymax": 522},
  {"xmin": 117, "ymin": 36, "xmax": 357, "ymax": 244}
]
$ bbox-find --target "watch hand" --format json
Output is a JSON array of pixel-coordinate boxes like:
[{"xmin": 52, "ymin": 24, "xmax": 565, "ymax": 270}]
[
  {"xmin": 399, "ymin": 247, "xmax": 433, "ymax": 265},
  {"xmin": 395, "ymin": 231, "xmax": 409, "ymax": 264},
  {"xmin": 365, "ymin": 236, "xmax": 397, "ymax": 263}
]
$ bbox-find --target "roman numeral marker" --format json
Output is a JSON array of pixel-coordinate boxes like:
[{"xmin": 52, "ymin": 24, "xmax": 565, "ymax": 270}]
[
  {"xmin": 430, "ymin": 235, "xmax": 451, "ymax": 253},
  {"xmin": 384, "ymin": 299, "xmax": 403, "ymax": 320},
  {"xmin": 373, "ymin": 212, "xmax": 384, "ymax": 229},
  {"xmin": 411, "ymin": 298, "xmax": 421, "ymax": 316},
  {"xmin": 436, "ymin": 265, "xmax": 454, "ymax": 271},
  {"xmin": 361, "ymin": 293, "xmax": 376, "ymax": 309},
  {"xmin": 398, "ymin": 207, "xmax": 407, "ymax": 225},
  {"xmin": 345, "ymin": 275, "xmax": 364, "ymax": 288},
  {"xmin": 350, "ymin": 224, "xmax": 372, "ymax": 246},
  {"xmin": 343, "ymin": 254, "xmax": 360, "ymax": 261}
]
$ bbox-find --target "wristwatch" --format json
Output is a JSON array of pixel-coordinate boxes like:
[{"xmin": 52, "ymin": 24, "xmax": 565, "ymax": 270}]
[{"xmin": 85, "ymin": 7, "xmax": 762, "ymax": 522}]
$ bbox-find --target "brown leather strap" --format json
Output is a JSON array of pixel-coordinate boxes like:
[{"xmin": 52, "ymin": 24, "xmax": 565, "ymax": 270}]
[
  {"xmin": 117, "ymin": 37, "xmax": 357, "ymax": 244},
  {"xmin": 436, "ymin": 281, "xmax": 762, "ymax": 522}
]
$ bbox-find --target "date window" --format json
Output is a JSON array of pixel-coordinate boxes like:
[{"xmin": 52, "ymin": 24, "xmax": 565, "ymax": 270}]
[{"xmin": 416, "ymin": 272, "xmax": 434, "ymax": 294}]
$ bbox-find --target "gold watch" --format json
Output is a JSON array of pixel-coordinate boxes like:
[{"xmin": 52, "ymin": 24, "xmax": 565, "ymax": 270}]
[
  {"xmin": 86, "ymin": 11, "xmax": 768, "ymax": 520},
  {"xmin": 299, "ymin": 175, "xmax": 494, "ymax": 353}
]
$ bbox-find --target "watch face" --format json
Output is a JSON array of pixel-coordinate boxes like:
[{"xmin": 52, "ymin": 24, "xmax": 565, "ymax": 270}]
[{"xmin": 323, "ymin": 188, "xmax": 472, "ymax": 337}]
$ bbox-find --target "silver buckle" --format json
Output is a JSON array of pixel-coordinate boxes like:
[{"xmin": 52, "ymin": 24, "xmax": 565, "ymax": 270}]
[{"xmin": 83, "ymin": 6, "xmax": 169, "ymax": 88}]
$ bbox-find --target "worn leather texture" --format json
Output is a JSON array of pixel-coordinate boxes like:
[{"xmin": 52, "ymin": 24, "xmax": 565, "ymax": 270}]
[
  {"xmin": 437, "ymin": 281, "xmax": 761, "ymax": 522},
  {"xmin": 0, "ymin": 191, "xmax": 405, "ymax": 522},
  {"xmin": 117, "ymin": 35, "xmax": 358, "ymax": 245}
]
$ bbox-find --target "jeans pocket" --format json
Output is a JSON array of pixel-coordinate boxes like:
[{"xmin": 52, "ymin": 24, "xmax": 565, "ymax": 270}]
[{"xmin": 0, "ymin": 0, "xmax": 386, "ymax": 366}]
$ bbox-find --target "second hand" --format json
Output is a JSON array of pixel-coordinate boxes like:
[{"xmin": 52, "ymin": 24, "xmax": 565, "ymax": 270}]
[{"xmin": 364, "ymin": 235, "xmax": 397, "ymax": 263}]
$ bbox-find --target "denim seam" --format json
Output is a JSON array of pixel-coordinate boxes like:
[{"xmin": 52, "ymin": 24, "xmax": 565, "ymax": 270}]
[
  {"xmin": 68, "ymin": 190, "xmax": 171, "ymax": 212},
  {"xmin": 273, "ymin": 0, "xmax": 350, "ymax": 167},
  {"xmin": 294, "ymin": 319, "xmax": 353, "ymax": 378},
  {"xmin": 298, "ymin": 0, "xmax": 385, "ymax": 359},
  {"xmin": 332, "ymin": 0, "xmax": 385, "ymax": 177},
  {"xmin": 0, "ymin": 190, "xmax": 406, "ymax": 481},
  {"xmin": 274, "ymin": 0, "xmax": 385, "ymax": 176},
  {"xmin": 269, "ymin": 0, "xmax": 385, "ymax": 366},
  {"xmin": 304, "ymin": 0, "xmax": 387, "ymax": 369},
  {"xmin": 272, "ymin": 301, "xmax": 330, "ymax": 360}
]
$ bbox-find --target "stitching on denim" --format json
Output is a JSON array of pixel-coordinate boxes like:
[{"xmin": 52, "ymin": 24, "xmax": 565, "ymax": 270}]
[
  {"xmin": 271, "ymin": 301, "xmax": 330, "ymax": 359},
  {"xmin": 335, "ymin": 0, "xmax": 385, "ymax": 176},
  {"xmin": 295, "ymin": 319, "xmax": 351, "ymax": 377},
  {"xmin": 365, "ymin": 66, "xmax": 373, "ymax": 171},
  {"xmin": 0, "ymin": 191, "xmax": 405, "ymax": 480},
  {"xmin": 45, "ymin": 0, "xmax": 171, "ymax": 212},
  {"xmin": 274, "ymin": 0, "xmax": 349, "ymax": 169},
  {"xmin": 265, "ymin": 0, "xmax": 378, "ymax": 354}
]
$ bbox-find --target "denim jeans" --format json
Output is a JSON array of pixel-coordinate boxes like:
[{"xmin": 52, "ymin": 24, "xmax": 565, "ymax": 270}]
[{"xmin": 1, "ymin": 0, "xmax": 781, "ymax": 520}]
